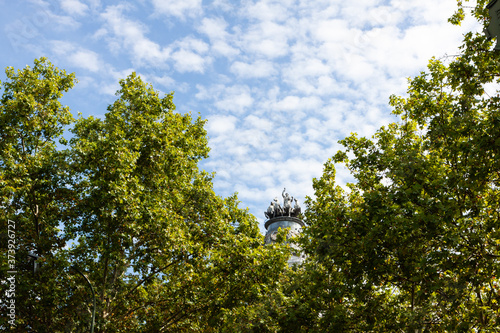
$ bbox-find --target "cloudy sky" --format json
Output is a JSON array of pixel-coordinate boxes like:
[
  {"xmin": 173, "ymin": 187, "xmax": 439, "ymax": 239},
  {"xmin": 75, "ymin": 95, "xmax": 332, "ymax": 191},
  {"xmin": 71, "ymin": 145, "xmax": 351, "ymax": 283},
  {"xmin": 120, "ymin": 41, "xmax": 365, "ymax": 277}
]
[{"xmin": 1, "ymin": 0, "xmax": 480, "ymax": 231}]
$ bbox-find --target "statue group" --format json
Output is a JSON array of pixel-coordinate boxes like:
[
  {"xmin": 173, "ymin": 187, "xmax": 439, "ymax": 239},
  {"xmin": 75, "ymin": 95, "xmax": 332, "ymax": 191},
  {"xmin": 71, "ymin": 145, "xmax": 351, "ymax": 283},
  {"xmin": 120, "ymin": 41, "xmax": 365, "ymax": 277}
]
[{"xmin": 265, "ymin": 188, "xmax": 301, "ymax": 219}]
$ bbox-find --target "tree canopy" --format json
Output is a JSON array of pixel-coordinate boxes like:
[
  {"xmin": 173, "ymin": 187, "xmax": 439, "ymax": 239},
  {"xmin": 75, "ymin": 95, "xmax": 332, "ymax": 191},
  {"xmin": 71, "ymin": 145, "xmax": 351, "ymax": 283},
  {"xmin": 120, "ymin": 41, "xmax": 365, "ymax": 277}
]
[
  {"xmin": 299, "ymin": 1, "xmax": 500, "ymax": 331},
  {"xmin": 2, "ymin": 1, "xmax": 500, "ymax": 332},
  {"xmin": 0, "ymin": 58, "xmax": 290, "ymax": 332}
]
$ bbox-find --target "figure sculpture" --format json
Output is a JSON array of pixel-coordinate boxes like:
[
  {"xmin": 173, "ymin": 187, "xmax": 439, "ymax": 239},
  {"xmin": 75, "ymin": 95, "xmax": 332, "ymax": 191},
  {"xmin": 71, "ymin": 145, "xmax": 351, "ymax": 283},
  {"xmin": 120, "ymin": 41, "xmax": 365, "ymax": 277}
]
[
  {"xmin": 293, "ymin": 198, "xmax": 301, "ymax": 216},
  {"xmin": 265, "ymin": 189, "xmax": 302, "ymax": 219},
  {"xmin": 282, "ymin": 188, "xmax": 293, "ymax": 216},
  {"xmin": 273, "ymin": 197, "xmax": 283, "ymax": 217},
  {"xmin": 265, "ymin": 201, "xmax": 275, "ymax": 219}
]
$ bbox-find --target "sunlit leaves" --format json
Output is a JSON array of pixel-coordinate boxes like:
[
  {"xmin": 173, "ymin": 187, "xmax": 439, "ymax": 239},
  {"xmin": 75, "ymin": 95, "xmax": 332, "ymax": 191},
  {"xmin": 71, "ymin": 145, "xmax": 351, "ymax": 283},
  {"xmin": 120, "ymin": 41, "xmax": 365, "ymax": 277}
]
[
  {"xmin": 301, "ymin": 16, "xmax": 500, "ymax": 332},
  {"xmin": 1, "ymin": 61, "xmax": 290, "ymax": 332},
  {"xmin": 0, "ymin": 58, "xmax": 78, "ymax": 331},
  {"xmin": 65, "ymin": 72, "xmax": 290, "ymax": 331}
]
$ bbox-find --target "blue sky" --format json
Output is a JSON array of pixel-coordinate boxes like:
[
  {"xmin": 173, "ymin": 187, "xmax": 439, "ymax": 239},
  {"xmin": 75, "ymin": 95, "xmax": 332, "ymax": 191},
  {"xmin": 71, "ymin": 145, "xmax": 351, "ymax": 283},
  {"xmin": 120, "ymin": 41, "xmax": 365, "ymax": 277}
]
[{"xmin": 1, "ymin": 0, "xmax": 480, "ymax": 231}]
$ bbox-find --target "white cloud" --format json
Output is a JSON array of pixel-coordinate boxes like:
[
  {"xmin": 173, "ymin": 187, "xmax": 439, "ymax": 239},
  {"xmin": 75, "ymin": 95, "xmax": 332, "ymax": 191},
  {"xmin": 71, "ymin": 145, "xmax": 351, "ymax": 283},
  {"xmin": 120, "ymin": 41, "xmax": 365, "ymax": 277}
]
[
  {"xmin": 198, "ymin": 17, "xmax": 239, "ymax": 57},
  {"xmin": 211, "ymin": 0, "xmax": 234, "ymax": 12},
  {"xmin": 230, "ymin": 60, "xmax": 277, "ymax": 78},
  {"xmin": 60, "ymin": 0, "xmax": 89, "ymax": 16},
  {"xmin": 170, "ymin": 37, "xmax": 211, "ymax": 73},
  {"xmin": 211, "ymin": 40, "xmax": 240, "ymax": 58},
  {"xmin": 198, "ymin": 17, "xmax": 229, "ymax": 40},
  {"xmin": 49, "ymin": 41, "xmax": 102, "ymax": 72},
  {"xmin": 69, "ymin": 50, "xmax": 101, "ymax": 72},
  {"xmin": 174, "ymin": 37, "xmax": 209, "ymax": 54},
  {"xmin": 150, "ymin": 75, "xmax": 176, "ymax": 89},
  {"xmin": 49, "ymin": 13, "xmax": 82, "ymax": 31},
  {"xmin": 310, "ymin": 19, "xmax": 352, "ymax": 43},
  {"xmin": 241, "ymin": 0, "xmax": 294, "ymax": 23},
  {"xmin": 47, "ymin": 40, "xmax": 138, "ymax": 96},
  {"xmin": 198, "ymin": 84, "xmax": 254, "ymax": 114},
  {"xmin": 100, "ymin": 6, "xmax": 212, "ymax": 72},
  {"xmin": 244, "ymin": 114, "xmax": 273, "ymax": 132},
  {"xmin": 171, "ymin": 49, "xmax": 208, "ymax": 73},
  {"xmin": 100, "ymin": 4, "xmax": 171, "ymax": 66},
  {"xmin": 206, "ymin": 115, "xmax": 238, "ymax": 135},
  {"xmin": 214, "ymin": 87, "xmax": 254, "ymax": 113},
  {"xmin": 150, "ymin": 0, "xmax": 202, "ymax": 19},
  {"xmin": 272, "ymin": 95, "xmax": 323, "ymax": 112},
  {"xmin": 238, "ymin": 21, "xmax": 292, "ymax": 58}
]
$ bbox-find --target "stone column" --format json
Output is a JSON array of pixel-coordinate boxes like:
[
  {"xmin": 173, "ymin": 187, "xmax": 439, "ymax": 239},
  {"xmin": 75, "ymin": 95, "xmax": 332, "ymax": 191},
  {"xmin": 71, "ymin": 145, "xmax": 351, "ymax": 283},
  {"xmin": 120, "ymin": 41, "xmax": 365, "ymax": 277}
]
[{"xmin": 264, "ymin": 216, "xmax": 305, "ymax": 266}]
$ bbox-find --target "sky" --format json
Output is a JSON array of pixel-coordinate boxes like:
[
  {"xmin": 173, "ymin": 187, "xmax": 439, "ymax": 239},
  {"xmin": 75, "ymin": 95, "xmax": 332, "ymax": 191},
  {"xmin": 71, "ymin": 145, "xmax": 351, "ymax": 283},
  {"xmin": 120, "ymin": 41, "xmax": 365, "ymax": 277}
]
[{"xmin": 1, "ymin": 0, "xmax": 481, "ymax": 232}]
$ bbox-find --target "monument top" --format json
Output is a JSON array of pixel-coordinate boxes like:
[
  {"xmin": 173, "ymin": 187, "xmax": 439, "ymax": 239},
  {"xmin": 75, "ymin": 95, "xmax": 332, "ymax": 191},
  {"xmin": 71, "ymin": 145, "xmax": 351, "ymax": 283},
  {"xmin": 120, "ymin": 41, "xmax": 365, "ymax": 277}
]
[{"xmin": 264, "ymin": 188, "xmax": 302, "ymax": 220}]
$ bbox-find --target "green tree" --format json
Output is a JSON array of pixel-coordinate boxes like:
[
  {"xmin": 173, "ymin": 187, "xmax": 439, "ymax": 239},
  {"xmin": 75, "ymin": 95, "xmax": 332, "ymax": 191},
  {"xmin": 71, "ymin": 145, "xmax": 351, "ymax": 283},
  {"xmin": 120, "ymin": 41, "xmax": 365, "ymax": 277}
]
[
  {"xmin": 0, "ymin": 58, "xmax": 77, "ymax": 331},
  {"xmin": 300, "ymin": 1, "xmax": 500, "ymax": 331},
  {"xmin": 67, "ymin": 73, "xmax": 290, "ymax": 332},
  {"xmin": 1, "ymin": 61, "xmax": 290, "ymax": 332}
]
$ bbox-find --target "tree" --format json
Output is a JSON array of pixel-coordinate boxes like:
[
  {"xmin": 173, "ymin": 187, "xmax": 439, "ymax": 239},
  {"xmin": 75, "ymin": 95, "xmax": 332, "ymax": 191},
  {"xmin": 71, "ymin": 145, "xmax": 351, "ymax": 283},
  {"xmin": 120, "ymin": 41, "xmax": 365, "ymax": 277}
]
[
  {"xmin": 0, "ymin": 58, "xmax": 77, "ymax": 331},
  {"xmin": 66, "ymin": 72, "xmax": 290, "ymax": 332},
  {"xmin": 1, "ymin": 61, "xmax": 290, "ymax": 332},
  {"xmin": 300, "ymin": 1, "xmax": 500, "ymax": 331}
]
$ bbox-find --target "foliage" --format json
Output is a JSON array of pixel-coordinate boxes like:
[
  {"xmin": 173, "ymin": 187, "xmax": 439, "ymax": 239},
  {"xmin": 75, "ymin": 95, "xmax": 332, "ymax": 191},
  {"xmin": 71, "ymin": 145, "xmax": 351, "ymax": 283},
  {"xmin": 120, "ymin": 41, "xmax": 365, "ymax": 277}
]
[
  {"xmin": 0, "ymin": 57, "xmax": 77, "ymax": 331},
  {"xmin": 4, "ymin": 3, "xmax": 499, "ymax": 332},
  {"xmin": 301, "ymin": 5, "xmax": 500, "ymax": 332},
  {"xmin": 0, "ymin": 60, "xmax": 290, "ymax": 332}
]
